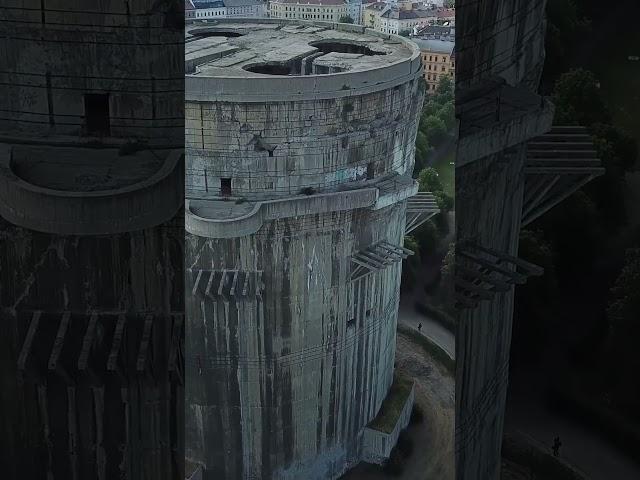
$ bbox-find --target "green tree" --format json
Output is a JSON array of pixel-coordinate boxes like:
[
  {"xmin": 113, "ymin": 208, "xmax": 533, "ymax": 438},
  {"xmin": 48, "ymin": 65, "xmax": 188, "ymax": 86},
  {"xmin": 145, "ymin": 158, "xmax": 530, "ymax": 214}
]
[
  {"xmin": 436, "ymin": 102, "xmax": 455, "ymax": 130},
  {"xmin": 434, "ymin": 191, "xmax": 454, "ymax": 213},
  {"xmin": 552, "ymin": 69, "xmax": 610, "ymax": 126},
  {"xmin": 418, "ymin": 167, "xmax": 443, "ymax": 193},
  {"xmin": 544, "ymin": 0, "xmax": 591, "ymax": 81},
  {"xmin": 422, "ymin": 115, "xmax": 447, "ymax": 145},
  {"xmin": 339, "ymin": 15, "xmax": 354, "ymax": 24},
  {"xmin": 434, "ymin": 75, "xmax": 454, "ymax": 102},
  {"xmin": 401, "ymin": 235, "xmax": 422, "ymax": 291},
  {"xmin": 436, "ymin": 242, "xmax": 456, "ymax": 313}
]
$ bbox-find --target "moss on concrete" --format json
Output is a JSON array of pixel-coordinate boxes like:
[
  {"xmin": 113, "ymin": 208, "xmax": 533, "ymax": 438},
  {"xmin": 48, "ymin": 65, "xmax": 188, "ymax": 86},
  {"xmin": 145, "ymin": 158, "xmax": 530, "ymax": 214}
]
[{"xmin": 368, "ymin": 374, "xmax": 413, "ymax": 434}]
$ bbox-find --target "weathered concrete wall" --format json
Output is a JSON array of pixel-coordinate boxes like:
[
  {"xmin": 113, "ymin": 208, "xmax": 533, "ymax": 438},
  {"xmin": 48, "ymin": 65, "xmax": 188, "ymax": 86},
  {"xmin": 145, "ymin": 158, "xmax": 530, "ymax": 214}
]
[
  {"xmin": 186, "ymin": 80, "xmax": 422, "ymax": 199},
  {"xmin": 185, "ymin": 19, "xmax": 425, "ymax": 479},
  {"xmin": 186, "ymin": 204, "xmax": 407, "ymax": 479},
  {"xmin": 455, "ymin": 147, "xmax": 527, "ymax": 479},
  {"xmin": 0, "ymin": 0, "xmax": 183, "ymax": 144},
  {"xmin": 455, "ymin": 0, "xmax": 547, "ymax": 90},
  {"xmin": 0, "ymin": 215, "xmax": 185, "ymax": 480},
  {"xmin": 455, "ymin": 1, "xmax": 550, "ymax": 479}
]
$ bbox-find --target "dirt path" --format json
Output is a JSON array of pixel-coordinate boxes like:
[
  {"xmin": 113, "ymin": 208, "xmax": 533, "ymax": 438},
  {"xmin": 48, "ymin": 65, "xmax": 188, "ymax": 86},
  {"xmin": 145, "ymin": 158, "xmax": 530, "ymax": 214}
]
[{"xmin": 342, "ymin": 331, "xmax": 455, "ymax": 480}]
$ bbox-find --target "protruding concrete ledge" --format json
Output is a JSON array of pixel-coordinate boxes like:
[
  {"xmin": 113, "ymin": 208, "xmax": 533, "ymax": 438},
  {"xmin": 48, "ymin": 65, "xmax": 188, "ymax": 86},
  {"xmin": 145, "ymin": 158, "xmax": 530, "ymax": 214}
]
[
  {"xmin": 361, "ymin": 376, "xmax": 415, "ymax": 464},
  {"xmin": 456, "ymin": 79, "xmax": 555, "ymax": 167},
  {"xmin": 373, "ymin": 175, "xmax": 419, "ymax": 210},
  {"xmin": 186, "ymin": 188, "xmax": 378, "ymax": 238},
  {"xmin": 0, "ymin": 144, "xmax": 183, "ymax": 235}
]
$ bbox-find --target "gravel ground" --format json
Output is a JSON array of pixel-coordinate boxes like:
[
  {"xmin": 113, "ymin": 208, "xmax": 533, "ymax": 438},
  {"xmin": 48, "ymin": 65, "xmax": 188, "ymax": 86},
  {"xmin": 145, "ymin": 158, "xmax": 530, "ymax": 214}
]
[{"xmin": 342, "ymin": 331, "xmax": 455, "ymax": 480}]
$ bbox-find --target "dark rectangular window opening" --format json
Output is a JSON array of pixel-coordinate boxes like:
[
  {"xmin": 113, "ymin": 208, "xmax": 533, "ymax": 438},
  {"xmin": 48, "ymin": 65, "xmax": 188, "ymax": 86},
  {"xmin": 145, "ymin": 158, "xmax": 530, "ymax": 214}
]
[
  {"xmin": 366, "ymin": 309, "xmax": 372, "ymax": 317},
  {"xmin": 84, "ymin": 93, "xmax": 110, "ymax": 135},
  {"xmin": 220, "ymin": 178, "xmax": 232, "ymax": 196},
  {"xmin": 366, "ymin": 162, "xmax": 375, "ymax": 180}
]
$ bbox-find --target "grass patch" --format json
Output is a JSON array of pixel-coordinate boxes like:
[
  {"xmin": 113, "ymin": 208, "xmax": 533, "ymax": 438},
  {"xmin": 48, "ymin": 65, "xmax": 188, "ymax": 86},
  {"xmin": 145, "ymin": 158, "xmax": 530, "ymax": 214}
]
[
  {"xmin": 398, "ymin": 324, "xmax": 455, "ymax": 373},
  {"xmin": 368, "ymin": 374, "xmax": 413, "ymax": 434}
]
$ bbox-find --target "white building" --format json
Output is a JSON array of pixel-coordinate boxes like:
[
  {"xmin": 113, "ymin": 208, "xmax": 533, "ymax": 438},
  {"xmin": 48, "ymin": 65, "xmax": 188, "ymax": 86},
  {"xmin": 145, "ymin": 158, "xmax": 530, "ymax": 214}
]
[
  {"xmin": 269, "ymin": 0, "xmax": 353, "ymax": 23},
  {"xmin": 187, "ymin": 0, "xmax": 267, "ymax": 20}
]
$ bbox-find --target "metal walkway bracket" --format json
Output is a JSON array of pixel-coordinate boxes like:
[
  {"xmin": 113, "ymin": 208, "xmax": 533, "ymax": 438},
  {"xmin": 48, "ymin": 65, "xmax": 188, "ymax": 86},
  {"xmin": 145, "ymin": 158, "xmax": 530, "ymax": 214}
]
[
  {"xmin": 405, "ymin": 192, "xmax": 440, "ymax": 234},
  {"xmin": 351, "ymin": 241, "xmax": 413, "ymax": 280},
  {"xmin": 455, "ymin": 242, "xmax": 543, "ymax": 309},
  {"xmin": 190, "ymin": 269, "xmax": 265, "ymax": 298},
  {"xmin": 523, "ymin": 126, "xmax": 605, "ymax": 226},
  {"xmin": 15, "ymin": 311, "xmax": 181, "ymax": 382}
]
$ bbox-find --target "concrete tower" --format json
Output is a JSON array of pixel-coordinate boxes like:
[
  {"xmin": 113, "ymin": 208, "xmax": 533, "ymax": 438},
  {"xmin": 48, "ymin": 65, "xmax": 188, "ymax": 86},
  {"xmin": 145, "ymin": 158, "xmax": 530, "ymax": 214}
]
[
  {"xmin": 454, "ymin": 1, "xmax": 604, "ymax": 478},
  {"xmin": 0, "ymin": 1, "xmax": 184, "ymax": 479},
  {"xmin": 184, "ymin": 19, "xmax": 438, "ymax": 480}
]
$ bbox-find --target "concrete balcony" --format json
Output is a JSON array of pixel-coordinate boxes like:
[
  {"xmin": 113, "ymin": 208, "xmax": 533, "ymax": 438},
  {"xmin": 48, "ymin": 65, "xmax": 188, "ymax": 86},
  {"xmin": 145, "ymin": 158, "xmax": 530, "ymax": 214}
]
[
  {"xmin": 186, "ymin": 174, "xmax": 430, "ymax": 239},
  {"xmin": 0, "ymin": 143, "xmax": 183, "ymax": 235},
  {"xmin": 456, "ymin": 77, "xmax": 555, "ymax": 167},
  {"xmin": 185, "ymin": 188, "xmax": 379, "ymax": 238}
]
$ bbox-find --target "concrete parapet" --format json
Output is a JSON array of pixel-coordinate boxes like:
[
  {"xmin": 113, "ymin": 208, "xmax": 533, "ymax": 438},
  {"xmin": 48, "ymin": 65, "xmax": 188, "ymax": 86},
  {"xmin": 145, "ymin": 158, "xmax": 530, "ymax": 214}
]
[
  {"xmin": 0, "ymin": 145, "xmax": 183, "ymax": 235},
  {"xmin": 457, "ymin": 97, "xmax": 554, "ymax": 167},
  {"xmin": 185, "ymin": 188, "xmax": 378, "ymax": 238}
]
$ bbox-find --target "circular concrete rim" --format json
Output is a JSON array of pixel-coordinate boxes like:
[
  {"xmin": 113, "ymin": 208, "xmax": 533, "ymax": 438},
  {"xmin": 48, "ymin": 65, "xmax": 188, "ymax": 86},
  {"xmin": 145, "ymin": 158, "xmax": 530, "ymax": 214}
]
[
  {"xmin": 1, "ymin": 146, "xmax": 182, "ymax": 198},
  {"xmin": 185, "ymin": 19, "xmax": 423, "ymax": 101},
  {"xmin": 0, "ymin": 145, "xmax": 184, "ymax": 235}
]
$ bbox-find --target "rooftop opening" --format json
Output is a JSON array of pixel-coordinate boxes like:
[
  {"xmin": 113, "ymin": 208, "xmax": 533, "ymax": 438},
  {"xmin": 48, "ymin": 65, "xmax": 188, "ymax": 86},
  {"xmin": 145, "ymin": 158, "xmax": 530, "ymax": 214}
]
[
  {"xmin": 243, "ymin": 60, "xmax": 302, "ymax": 76},
  {"xmin": 189, "ymin": 29, "xmax": 244, "ymax": 38},
  {"xmin": 309, "ymin": 40, "xmax": 386, "ymax": 56}
]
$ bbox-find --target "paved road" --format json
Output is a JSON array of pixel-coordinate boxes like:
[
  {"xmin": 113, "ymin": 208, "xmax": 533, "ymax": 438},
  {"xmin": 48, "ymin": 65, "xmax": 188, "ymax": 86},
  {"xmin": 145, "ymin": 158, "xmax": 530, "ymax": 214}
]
[
  {"xmin": 397, "ymin": 295, "xmax": 455, "ymax": 359},
  {"xmin": 398, "ymin": 211, "xmax": 456, "ymax": 359},
  {"xmin": 506, "ymin": 373, "xmax": 640, "ymax": 480}
]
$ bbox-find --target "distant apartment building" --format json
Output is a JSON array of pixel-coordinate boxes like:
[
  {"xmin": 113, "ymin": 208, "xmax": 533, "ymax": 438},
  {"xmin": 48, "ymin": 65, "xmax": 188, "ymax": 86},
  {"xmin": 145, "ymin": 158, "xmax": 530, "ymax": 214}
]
[
  {"xmin": 269, "ymin": 0, "xmax": 362, "ymax": 23},
  {"xmin": 414, "ymin": 23, "xmax": 455, "ymax": 40},
  {"xmin": 362, "ymin": 2, "xmax": 454, "ymax": 35},
  {"xmin": 187, "ymin": 0, "xmax": 267, "ymax": 19},
  {"xmin": 362, "ymin": 2, "xmax": 387, "ymax": 28},
  {"xmin": 413, "ymin": 38, "xmax": 455, "ymax": 92}
]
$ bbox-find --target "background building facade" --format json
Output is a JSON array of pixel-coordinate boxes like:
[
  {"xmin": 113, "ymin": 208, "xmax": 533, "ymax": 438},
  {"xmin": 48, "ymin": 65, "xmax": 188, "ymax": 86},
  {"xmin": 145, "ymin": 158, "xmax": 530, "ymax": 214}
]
[
  {"xmin": 269, "ymin": 0, "xmax": 353, "ymax": 22},
  {"xmin": 414, "ymin": 38, "xmax": 455, "ymax": 91}
]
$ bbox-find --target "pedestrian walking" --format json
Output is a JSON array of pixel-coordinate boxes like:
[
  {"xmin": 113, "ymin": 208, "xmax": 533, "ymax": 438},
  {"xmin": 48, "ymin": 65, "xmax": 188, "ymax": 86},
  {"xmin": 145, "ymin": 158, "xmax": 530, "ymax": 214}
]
[{"xmin": 552, "ymin": 436, "xmax": 562, "ymax": 457}]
